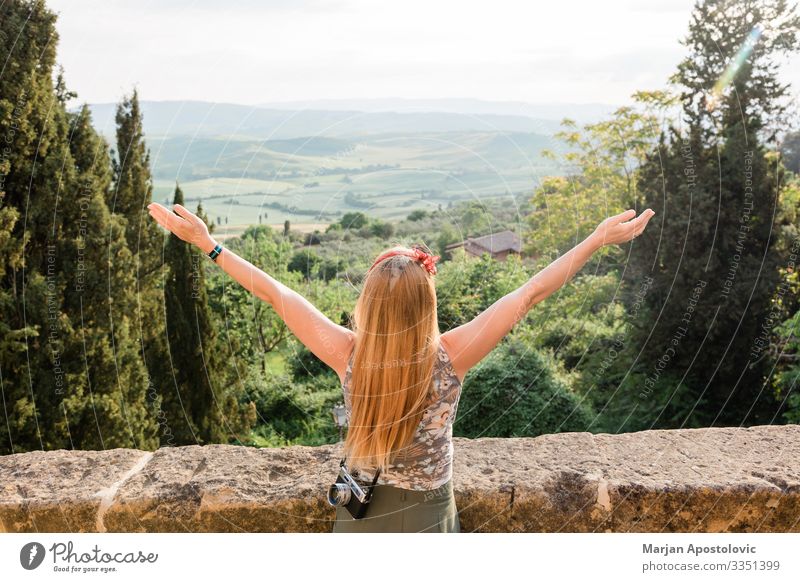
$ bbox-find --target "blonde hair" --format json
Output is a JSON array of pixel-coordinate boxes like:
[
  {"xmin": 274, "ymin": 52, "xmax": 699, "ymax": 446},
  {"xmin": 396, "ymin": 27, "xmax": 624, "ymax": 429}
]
[{"xmin": 344, "ymin": 244, "xmax": 439, "ymax": 475}]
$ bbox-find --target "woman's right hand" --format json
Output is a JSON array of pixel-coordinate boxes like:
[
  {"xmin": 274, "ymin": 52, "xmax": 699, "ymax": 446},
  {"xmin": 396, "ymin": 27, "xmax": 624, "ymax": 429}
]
[
  {"xmin": 591, "ymin": 208, "xmax": 655, "ymax": 247},
  {"xmin": 147, "ymin": 202, "xmax": 217, "ymax": 253}
]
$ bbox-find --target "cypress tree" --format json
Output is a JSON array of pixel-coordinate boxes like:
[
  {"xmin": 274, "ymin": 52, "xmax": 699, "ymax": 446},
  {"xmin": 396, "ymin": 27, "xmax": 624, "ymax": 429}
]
[
  {"xmin": 163, "ymin": 185, "xmax": 233, "ymax": 443},
  {"xmin": 111, "ymin": 89, "xmax": 163, "ymax": 261},
  {"xmin": 111, "ymin": 88, "xmax": 172, "ymax": 424},
  {"xmin": 0, "ymin": 0, "xmax": 74, "ymax": 452},
  {"xmin": 58, "ymin": 104, "xmax": 160, "ymax": 449},
  {"xmin": 0, "ymin": 0, "xmax": 157, "ymax": 452}
]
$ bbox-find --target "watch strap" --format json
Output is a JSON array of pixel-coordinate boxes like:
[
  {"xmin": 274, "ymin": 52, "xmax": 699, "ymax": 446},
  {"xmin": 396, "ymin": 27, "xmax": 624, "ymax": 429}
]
[{"xmin": 208, "ymin": 243, "xmax": 223, "ymax": 261}]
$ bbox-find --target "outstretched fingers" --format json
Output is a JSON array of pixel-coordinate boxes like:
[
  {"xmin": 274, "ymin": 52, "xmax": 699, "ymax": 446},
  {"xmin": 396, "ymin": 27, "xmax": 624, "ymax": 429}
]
[
  {"xmin": 148, "ymin": 203, "xmax": 186, "ymax": 233},
  {"xmin": 172, "ymin": 203, "xmax": 195, "ymax": 222},
  {"xmin": 613, "ymin": 209, "xmax": 637, "ymax": 224},
  {"xmin": 630, "ymin": 209, "xmax": 656, "ymax": 238}
]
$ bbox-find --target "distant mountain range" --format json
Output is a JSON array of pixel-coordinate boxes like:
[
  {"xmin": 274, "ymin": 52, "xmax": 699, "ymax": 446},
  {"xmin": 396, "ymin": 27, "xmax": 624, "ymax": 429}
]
[
  {"xmin": 258, "ymin": 97, "xmax": 620, "ymax": 122},
  {"xmin": 81, "ymin": 98, "xmax": 620, "ymax": 141}
]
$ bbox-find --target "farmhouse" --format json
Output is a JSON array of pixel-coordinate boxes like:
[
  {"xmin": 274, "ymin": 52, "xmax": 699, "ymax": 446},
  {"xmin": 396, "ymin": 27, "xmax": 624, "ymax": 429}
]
[{"xmin": 444, "ymin": 230, "xmax": 522, "ymax": 261}]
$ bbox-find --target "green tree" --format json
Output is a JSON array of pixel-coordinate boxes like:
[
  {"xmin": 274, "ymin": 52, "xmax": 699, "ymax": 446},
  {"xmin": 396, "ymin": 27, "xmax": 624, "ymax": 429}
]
[
  {"xmin": 162, "ymin": 185, "xmax": 246, "ymax": 444},
  {"xmin": 776, "ymin": 309, "xmax": 800, "ymax": 423},
  {"xmin": 369, "ymin": 219, "xmax": 395, "ymax": 239},
  {"xmin": 671, "ymin": 0, "xmax": 800, "ymax": 145},
  {"xmin": 0, "ymin": 3, "xmax": 36, "ymax": 450},
  {"xmin": 318, "ymin": 257, "xmax": 344, "ymax": 281},
  {"xmin": 460, "ymin": 202, "xmax": 490, "ymax": 234},
  {"xmin": 625, "ymin": 0, "xmax": 800, "ymax": 427},
  {"xmin": 58, "ymin": 105, "xmax": 160, "ymax": 449},
  {"xmin": 243, "ymin": 364, "xmax": 340, "ymax": 446},
  {"xmin": 407, "ymin": 209, "xmax": 429, "ymax": 221},
  {"xmin": 527, "ymin": 94, "xmax": 674, "ymax": 266},
  {"xmin": 435, "ymin": 251, "xmax": 530, "ymax": 333},
  {"xmin": 111, "ymin": 89, "xmax": 161, "ymax": 255},
  {"xmin": 288, "ymin": 248, "xmax": 323, "ymax": 279},
  {"xmin": 781, "ymin": 130, "xmax": 800, "ymax": 174},
  {"xmin": 111, "ymin": 88, "xmax": 172, "ymax": 421},
  {"xmin": 436, "ymin": 222, "xmax": 459, "ymax": 260},
  {"xmin": 0, "ymin": 0, "xmax": 157, "ymax": 452},
  {"xmin": 205, "ymin": 225, "xmax": 298, "ymax": 372},
  {"xmin": 339, "ymin": 211, "xmax": 368, "ymax": 230}
]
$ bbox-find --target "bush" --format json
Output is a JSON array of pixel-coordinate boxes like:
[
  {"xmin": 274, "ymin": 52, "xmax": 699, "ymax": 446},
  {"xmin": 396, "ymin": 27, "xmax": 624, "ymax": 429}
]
[
  {"xmin": 318, "ymin": 258, "xmax": 344, "ymax": 281},
  {"xmin": 435, "ymin": 251, "xmax": 530, "ymax": 332},
  {"xmin": 288, "ymin": 248, "xmax": 322, "ymax": 279},
  {"xmin": 369, "ymin": 220, "xmax": 395, "ymax": 239},
  {"xmin": 606, "ymin": 369, "xmax": 707, "ymax": 432},
  {"xmin": 243, "ymin": 364, "xmax": 342, "ymax": 445},
  {"xmin": 454, "ymin": 338, "xmax": 593, "ymax": 438},
  {"xmin": 776, "ymin": 311, "xmax": 800, "ymax": 423},
  {"xmin": 286, "ymin": 345, "xmax": 338, "ymax": 380}
]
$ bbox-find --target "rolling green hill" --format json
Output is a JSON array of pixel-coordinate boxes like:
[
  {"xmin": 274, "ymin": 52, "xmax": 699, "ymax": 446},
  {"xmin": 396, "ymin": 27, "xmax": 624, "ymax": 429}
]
[{"xmin": 82, "ymin": 101, "xmax": 575, "ymax": 229}]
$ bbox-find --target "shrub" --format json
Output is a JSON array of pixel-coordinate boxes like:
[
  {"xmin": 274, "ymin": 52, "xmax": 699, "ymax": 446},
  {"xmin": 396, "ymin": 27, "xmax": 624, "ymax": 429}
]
[
  {"xmin": 454, "ymin": 338, "xmax": 593, "ymax": 438},
  {"xmin": 243, "ymin": 364, "xmax": 341, "ymax": 444}
]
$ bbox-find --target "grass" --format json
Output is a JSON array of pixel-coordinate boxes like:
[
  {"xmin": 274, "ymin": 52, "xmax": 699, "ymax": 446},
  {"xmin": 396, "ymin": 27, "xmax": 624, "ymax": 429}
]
[{"xmin": 150, "ymin": 130, "xmax": 567, "ymax": 227}]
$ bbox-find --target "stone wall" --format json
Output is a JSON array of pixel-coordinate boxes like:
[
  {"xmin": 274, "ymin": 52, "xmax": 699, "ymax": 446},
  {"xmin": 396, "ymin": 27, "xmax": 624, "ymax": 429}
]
[{"xmin": 1, "ymin": 424, "xmax": 798, "ymax": 532}]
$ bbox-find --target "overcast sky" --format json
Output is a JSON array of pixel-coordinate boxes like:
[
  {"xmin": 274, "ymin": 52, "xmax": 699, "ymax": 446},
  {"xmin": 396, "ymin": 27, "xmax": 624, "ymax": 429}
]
[{"xmin": 47, "ymin": 0, "xmax": 800, "ymax": 109}]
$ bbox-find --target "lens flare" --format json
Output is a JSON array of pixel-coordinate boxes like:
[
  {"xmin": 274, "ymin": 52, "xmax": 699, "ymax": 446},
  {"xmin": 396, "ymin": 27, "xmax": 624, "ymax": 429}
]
[{"xmin": 706, "ymin": 25, "xmax": 762, "ymax": 112}]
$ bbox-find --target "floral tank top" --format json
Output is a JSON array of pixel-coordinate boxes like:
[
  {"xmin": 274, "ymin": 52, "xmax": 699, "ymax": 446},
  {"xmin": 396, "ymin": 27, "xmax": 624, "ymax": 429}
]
[{"xmin": 341, "ymin": 340, "xmax": 463, "ymax": 491}]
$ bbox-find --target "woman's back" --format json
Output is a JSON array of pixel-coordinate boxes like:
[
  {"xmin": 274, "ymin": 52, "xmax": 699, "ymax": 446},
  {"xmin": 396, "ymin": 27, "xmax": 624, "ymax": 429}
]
[{"xmin": 341, "ymin": 339, "xmax": 463, "ymax": 491}]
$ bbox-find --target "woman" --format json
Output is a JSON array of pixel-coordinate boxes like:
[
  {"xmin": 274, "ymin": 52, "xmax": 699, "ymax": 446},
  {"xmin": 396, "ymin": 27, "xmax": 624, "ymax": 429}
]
[{"xmin": 147, "ymin": 202, "xmax": 655, "ymax": 533}]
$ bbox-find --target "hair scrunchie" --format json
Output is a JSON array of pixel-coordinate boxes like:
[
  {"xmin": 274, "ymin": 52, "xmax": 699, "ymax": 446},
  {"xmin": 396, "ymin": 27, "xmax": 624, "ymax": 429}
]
[{"xmin": 368, "ymin": 245, "xmax": 440, "ymax": 275}]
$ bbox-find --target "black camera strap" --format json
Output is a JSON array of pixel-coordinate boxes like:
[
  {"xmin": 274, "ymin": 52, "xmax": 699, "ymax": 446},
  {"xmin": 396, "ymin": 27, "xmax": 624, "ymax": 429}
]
[{"xmin": 341, "ymin": 456, "xmax": 382, "ymax": 487}]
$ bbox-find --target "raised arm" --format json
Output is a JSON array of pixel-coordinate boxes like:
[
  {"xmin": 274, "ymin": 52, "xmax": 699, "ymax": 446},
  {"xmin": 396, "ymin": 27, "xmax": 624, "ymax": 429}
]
[
  {"xmin": 147, "ymin": 203, "xmax": 355, "ymax": 381},
  {"xmin": 440, "ymin": 208, "xmax": 655, "ymax": 383}
]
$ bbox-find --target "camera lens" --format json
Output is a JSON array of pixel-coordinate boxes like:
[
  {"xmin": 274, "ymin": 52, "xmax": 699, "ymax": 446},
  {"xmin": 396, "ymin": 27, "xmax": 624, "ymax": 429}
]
[{"xmin": 327, "ymin": 483, "xmax": 351, "ymax": 506}]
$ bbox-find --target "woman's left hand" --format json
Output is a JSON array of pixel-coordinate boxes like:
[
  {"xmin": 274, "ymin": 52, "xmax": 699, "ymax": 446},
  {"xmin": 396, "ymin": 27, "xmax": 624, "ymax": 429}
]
[
  {"xmin": 147, "ymin": 202, "xmax": 216, "ymax": 253},
  {"xmin": 591, "ymin": 208, "xmax": 655, "ymax": 247}
]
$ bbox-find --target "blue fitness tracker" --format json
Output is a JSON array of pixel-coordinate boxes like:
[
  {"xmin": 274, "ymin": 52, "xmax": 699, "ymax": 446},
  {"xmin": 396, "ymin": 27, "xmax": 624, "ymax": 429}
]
[{"xmin": 208, "ymin": 243, "xmax": 223, "ymax": 262}]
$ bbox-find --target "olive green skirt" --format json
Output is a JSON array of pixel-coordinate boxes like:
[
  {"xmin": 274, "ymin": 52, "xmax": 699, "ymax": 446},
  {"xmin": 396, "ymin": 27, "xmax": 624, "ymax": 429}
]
[{"xmin": 333, "ymin": 478, "xmax": 460, "ymax": 533}]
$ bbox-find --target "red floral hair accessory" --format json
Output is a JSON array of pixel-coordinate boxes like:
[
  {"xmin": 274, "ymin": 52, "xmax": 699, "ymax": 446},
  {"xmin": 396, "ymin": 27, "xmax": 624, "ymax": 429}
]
[{"xmin": 368, "ymin": 246, "xmax": 441, "ymax": 275}]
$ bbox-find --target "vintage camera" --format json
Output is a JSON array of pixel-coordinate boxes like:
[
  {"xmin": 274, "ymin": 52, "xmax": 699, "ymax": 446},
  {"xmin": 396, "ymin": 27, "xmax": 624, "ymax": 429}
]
[{"xmin": 327, "ymin": 457, "xmax": 381, "ymax": 519}]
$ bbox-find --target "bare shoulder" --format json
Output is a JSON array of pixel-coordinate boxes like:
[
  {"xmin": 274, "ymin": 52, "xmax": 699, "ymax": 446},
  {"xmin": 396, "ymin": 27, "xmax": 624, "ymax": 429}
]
[{"xmin": 438, "ymin": 332, "xmax": 466, "ymax": 385}]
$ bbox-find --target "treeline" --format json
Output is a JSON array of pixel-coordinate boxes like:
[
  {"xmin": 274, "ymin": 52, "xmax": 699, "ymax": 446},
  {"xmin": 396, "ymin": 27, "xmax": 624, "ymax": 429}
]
[
  {"xmin": 2, "ymin": 0, "xmax": 800, "ymax": 456},
  {"xmin": 0, "ymin": 0, "xmax": 253, "ymax": 454},
  {"xmin": 521, "ymin": 0, "xmax": 800, "ymax": 429}
]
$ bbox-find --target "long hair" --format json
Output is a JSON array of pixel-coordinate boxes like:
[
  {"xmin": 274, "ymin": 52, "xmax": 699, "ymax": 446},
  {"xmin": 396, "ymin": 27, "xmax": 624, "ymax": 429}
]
[{"xmin": 344, "ymin": 244, "xmax": 439, "ymax": 475}]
